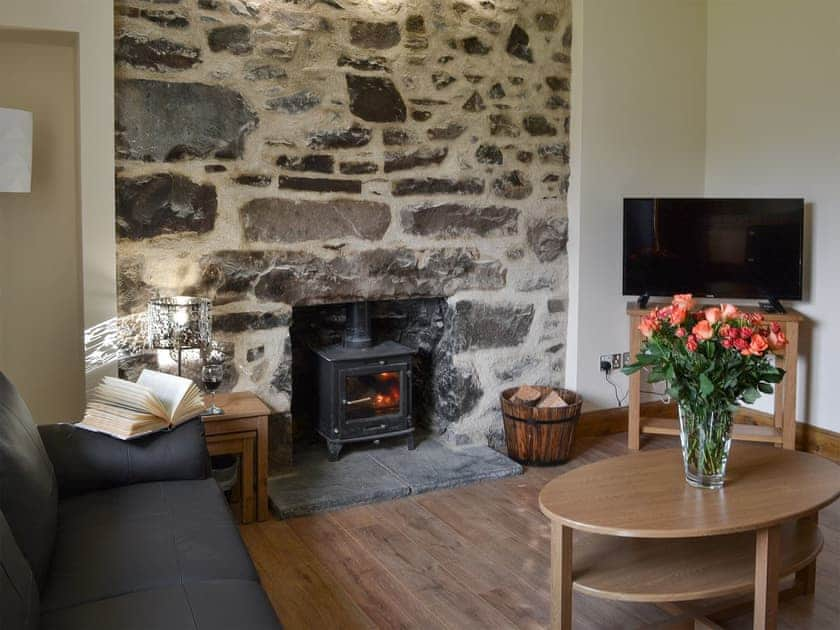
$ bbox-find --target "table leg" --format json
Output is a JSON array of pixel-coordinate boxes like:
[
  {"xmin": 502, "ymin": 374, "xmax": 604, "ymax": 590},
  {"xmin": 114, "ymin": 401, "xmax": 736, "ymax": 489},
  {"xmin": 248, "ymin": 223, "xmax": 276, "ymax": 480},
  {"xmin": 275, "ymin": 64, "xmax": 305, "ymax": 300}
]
[
  {"xmin": 256, "ymin": 414, "xmax": 270, "ymax": 521},
  {"xmin": 628, "ymin": 315, "xmax": 642, "ymax": 450},
  {"xmin": 795, "ymin": 512, "xmax": 818, "ymax": 595},
  {"xmin": 781, "ymin": 322, "xmax": 798, "ymax": 450},
  {"xmin": 241, "ymin": 435, "xmax": 256, "ymax": 524},
  {"xmin": 551, "ymin": 522, "xmax": 573, "ymax": 630},
  {"xmin": 754, "ymin": 525, "xmax": 781, "ymax": 630}
]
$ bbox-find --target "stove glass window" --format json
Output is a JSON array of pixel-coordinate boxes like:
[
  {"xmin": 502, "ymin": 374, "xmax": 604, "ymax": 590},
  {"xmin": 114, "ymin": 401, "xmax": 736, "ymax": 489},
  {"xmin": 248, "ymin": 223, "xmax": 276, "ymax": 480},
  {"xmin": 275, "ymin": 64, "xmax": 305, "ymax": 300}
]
[{"xmin": 345, "ymin": 371, "xmax": 401, "ymax": 420}]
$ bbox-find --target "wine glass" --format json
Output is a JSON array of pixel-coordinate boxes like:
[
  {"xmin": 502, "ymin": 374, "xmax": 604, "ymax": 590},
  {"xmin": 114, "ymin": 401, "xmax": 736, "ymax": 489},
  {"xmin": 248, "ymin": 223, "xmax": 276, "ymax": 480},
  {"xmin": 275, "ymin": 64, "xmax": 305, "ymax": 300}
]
[{"xmin": 202, "ymin": 363, "xmax": 224, "ymax": 415}]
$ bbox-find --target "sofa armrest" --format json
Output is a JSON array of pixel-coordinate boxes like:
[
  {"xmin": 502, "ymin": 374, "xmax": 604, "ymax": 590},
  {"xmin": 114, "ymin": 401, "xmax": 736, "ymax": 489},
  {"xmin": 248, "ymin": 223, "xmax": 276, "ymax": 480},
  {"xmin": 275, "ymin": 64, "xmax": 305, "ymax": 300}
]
[{"xmin": 38, "ymin": 418, "xmax": 211, "ymax": 498}]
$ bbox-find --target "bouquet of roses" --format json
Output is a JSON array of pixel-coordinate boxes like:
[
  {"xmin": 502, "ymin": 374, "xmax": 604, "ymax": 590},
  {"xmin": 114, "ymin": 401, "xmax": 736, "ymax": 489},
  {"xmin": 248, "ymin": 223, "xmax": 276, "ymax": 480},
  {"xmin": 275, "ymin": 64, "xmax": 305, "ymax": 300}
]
[{"xmin": 623, "ymin": 294, "xmax": 788, "ymax": 486}]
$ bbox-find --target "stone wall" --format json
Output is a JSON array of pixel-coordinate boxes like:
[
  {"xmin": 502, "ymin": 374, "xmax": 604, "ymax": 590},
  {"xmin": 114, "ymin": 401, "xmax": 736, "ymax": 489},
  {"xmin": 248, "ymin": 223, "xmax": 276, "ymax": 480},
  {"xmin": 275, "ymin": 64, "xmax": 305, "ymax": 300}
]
[{"xmin": 114, "ymin": 0, "xmax": 571, "ymax": 449}]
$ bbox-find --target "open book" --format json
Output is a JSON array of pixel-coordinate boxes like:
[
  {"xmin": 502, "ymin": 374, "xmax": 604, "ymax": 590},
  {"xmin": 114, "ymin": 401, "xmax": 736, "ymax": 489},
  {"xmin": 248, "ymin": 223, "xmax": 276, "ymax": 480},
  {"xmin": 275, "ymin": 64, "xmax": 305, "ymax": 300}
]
[{"xmin": 78, "ymin": 370, "xmax": 206, "ymax": 440}]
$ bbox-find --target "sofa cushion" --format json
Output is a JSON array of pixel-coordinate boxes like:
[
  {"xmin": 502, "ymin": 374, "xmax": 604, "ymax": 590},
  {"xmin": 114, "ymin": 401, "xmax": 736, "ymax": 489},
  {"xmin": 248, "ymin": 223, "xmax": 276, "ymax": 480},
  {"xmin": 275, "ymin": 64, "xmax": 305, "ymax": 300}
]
[
  {"xmin": 39, "ymin": 418, "xmax": 211, "ymax": 498},
  {"xmin": 42, "ymin": 478, "xmax": 259, "ymax": 613},
  {"xmin": 0, "ymin": 371, "xmax": 58, "ymax": 588},
  {"xmin": 40, "ymin": 580, "xmax": 280, "ymax": 630},
  {"xmin": 0, "ymin": 509, "xmax": 40, "ymax": 630}
]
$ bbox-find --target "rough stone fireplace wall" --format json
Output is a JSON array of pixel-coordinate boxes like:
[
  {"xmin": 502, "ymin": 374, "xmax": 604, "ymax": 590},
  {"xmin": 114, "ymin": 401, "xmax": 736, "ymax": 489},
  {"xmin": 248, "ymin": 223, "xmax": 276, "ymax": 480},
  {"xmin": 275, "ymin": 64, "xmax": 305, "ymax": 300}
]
[{"xmin": 114, "ymin": 0, "xmax": 571, "ymax": 451}]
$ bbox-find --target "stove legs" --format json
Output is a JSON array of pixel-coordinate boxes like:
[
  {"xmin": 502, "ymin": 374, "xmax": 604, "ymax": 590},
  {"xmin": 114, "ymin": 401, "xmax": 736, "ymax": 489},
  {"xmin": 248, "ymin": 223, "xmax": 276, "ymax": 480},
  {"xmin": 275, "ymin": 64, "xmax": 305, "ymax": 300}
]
[
  {"xmin": 326, "ymin": 440, "xmax": 343, "ymax": 462},
  {"xmin": 407, "ymin": 433, "xmax": 416, "ymax": 451}
]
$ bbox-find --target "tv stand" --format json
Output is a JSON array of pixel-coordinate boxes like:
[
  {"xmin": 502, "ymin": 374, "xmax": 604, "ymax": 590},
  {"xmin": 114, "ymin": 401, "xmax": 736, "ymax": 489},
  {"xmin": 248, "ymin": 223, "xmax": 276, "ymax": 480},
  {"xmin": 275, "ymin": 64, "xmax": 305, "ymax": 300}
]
[
  {"xmin": 636, "ymin": 294, "xmax": 650, "ymax": 309},
  {"xmin": 759, "ymin": 297, "xmax": 787, "ymax": 314},
  {"xmin": 625, "ymin": 302, "xmax": 804, "ymax": 451}
]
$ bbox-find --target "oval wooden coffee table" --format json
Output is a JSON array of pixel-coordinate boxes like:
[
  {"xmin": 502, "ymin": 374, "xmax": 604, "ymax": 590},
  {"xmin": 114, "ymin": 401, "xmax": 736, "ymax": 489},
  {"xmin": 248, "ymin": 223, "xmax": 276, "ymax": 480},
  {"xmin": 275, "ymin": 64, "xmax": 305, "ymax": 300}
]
[{"xmin": 539, "ymin": 445, "xmax": 840, "ymax": 629}]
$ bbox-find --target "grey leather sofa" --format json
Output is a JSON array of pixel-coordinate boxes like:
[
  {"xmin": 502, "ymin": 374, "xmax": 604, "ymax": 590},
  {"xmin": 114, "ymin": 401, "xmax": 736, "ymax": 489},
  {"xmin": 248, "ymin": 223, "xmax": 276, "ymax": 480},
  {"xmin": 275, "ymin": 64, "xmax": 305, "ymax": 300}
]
[{"xmin": 0, "ymin": 371, "xmax": 281, "ymax": 630}]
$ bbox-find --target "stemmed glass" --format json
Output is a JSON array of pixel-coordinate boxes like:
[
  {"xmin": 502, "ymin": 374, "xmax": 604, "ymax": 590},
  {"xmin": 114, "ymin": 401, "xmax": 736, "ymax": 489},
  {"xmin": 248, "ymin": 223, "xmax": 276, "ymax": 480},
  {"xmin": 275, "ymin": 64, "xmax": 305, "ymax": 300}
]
[{"xmin": 202, "ymin": 363, "xmax": 224, "ymax": 415}]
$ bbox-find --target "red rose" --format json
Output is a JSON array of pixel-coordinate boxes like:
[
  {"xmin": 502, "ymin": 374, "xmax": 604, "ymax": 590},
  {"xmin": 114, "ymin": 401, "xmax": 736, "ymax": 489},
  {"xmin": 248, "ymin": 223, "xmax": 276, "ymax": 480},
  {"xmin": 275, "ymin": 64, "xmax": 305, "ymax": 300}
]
[
  {"xmin": 692, "ymin": 320, "xmax": 714, "ymax": 341},
  {"xmin": 639, "ymin": 315, "xmax": 659, "ymax": 338},
  {"xmin": 749, "ymin": 334, "xmax": 769, "ymax": 356},
  {"xmin": 771, "ymin": 322, "xmax": 782, "ymax": 334},
  {"xmin": 673, "ymin": 293, "xmax": 695, "ymax": 310},
  {"xmin": 721, "ymin": 304, "xmax": 740, "ymax": 320},
  {"xmin": 686, "ymin": 335, "xmax": 699, "ymax": 352},
  {"xmin": 734, "ymin": 338, "xmax": 748, "ymax": 351},
  {"xmin": 768, "ymin": 331, "xmax": 788, "ymax": 351},
  {"xmin": 740, "ymin": 327, "xmax": 752, "ymax": 340},
  {"xmin": 722, "ymin": 339, "xmax": 732, "ymax": 349},
  {"xmin": 670, "ymin": 305, "xmax": 688, "ymax": 325},
  {"xmin": 675, "ymin": 327, "xmax": 687, "ymax": 338},
  {"xmin": 704, "ymin": 307, "xmax": 722, "ymax": 324}
]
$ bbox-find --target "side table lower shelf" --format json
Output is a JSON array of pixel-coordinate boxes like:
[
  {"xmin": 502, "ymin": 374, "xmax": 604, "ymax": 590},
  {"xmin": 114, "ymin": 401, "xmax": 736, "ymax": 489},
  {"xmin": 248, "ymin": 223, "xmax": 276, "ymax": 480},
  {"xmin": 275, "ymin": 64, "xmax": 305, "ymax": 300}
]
[
  {"xmin": 207, "ymin": 430, "xmax": 257, "ymax": 523},
  {"xmin": 641, "ymin": 417, "xmax": 783, "ymax": 446}
]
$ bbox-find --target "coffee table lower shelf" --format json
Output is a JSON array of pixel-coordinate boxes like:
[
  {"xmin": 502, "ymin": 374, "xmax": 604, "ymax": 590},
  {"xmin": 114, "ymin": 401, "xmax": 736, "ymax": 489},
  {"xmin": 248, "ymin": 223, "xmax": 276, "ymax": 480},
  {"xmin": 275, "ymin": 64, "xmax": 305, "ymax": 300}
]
[{"xmin": 571, "ymin": 519, "xmax": 821, "ymax": 603}]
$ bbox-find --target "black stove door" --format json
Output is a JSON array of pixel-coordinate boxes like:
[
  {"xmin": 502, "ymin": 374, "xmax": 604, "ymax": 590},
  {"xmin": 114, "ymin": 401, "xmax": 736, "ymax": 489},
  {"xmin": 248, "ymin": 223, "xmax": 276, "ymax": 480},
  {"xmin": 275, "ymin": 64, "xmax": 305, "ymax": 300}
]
[{"xmin": 338, "ymin": 359, "xmax": 411, "ymax": 437}]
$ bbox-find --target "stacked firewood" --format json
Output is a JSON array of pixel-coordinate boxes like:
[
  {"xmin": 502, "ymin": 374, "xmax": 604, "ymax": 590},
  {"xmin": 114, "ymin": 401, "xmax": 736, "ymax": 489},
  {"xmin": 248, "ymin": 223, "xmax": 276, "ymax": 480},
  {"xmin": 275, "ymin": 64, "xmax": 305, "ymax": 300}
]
[{"xmin": 509, "ymin": 385, "xmax": 569, "ymax": 408}]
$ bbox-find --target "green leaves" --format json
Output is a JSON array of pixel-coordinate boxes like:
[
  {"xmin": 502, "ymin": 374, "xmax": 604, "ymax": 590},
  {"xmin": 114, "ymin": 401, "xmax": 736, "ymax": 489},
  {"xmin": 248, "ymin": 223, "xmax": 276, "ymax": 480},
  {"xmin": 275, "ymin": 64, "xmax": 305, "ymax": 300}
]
[
  {"xmin": 758, "ymin": 382, "xmax": 774, "ymax": 394},
  {"xmin": 741, "ymin": 387, "xmax": 760, "ymax": 404},
  {"xmin": 699, "ymin": 373, "xmax": 714, "ymax": 397}
]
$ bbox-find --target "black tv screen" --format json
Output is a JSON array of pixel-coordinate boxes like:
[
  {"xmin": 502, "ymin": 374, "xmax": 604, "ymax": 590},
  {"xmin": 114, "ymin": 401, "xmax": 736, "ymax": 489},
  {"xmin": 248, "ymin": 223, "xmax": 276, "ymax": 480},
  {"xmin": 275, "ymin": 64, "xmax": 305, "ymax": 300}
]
[{"xmin": 623, "ymin": 198, "xmax": 804, "ymax": 300}]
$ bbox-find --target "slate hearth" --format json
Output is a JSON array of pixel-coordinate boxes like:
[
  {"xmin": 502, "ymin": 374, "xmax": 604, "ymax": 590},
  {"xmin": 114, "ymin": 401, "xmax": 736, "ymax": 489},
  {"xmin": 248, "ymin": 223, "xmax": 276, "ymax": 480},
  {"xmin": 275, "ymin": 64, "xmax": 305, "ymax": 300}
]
[{"xmin": 267, "ymin": 433, "xmax": 522, "ymax": 519}]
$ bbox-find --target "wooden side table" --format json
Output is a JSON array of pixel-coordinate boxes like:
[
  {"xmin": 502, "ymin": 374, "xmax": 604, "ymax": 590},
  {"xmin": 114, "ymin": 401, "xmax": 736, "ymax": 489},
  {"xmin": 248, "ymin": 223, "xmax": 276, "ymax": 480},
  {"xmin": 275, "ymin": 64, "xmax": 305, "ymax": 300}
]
[
  {"xmin": 202, "ymin": 391, "xmax": 271, "ymax": 523},
  {"xmin": 626, "ymin": 302, "xmax": 804, "ymax": 451}
]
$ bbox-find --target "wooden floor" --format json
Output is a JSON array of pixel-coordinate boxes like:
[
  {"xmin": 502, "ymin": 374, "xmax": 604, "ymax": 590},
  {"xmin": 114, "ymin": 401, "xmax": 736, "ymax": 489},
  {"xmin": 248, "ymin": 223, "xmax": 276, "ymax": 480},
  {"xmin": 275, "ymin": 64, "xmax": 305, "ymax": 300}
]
[{"xmin": 240, "ymin": 433, "xmax": 840, "ymax": 629}]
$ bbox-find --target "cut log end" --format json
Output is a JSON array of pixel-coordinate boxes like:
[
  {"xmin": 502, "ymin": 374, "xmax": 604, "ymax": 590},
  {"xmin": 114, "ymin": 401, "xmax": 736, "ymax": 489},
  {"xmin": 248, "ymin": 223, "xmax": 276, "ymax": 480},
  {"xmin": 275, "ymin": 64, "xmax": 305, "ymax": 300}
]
[
  {"xmin": 537, "ymin": 390, "xmax": 568, "ymax": 408},
  {"xmin": 511, "ymin": 384, "xmax": 543, "ymax": 406}
]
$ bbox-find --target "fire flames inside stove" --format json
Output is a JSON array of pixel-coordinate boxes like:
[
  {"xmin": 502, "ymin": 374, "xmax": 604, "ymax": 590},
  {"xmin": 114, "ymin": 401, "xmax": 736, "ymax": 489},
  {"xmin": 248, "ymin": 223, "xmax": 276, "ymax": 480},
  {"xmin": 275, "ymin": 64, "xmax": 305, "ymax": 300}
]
[{"xmin": 345, "ymin": 371, "xmax": 401, "ymax": 420}]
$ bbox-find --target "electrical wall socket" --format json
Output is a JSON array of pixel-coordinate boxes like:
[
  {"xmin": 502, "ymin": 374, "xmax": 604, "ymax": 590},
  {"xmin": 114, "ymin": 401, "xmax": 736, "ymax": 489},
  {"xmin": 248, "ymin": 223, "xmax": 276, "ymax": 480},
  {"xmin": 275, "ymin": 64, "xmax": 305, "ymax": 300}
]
[
  {"xmin": 623, "ymin": 352, "xmax": 632, "ymax": 366},
  {"xmin": 600, "ymin": 354, "xmax": 623, "ymax": 371}
]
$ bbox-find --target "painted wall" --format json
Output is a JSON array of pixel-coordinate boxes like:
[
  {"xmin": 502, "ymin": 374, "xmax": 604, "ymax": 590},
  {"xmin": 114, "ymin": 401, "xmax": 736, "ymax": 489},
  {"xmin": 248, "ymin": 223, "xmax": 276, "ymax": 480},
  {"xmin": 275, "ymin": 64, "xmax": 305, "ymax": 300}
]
[
  {"xmin": 0, "ymin": 30, "xmax": 84, "ymax": 423},
  {"xmin": 567, "ymin": 0, "xmax": 708, "ymax": 410},
  {"xmin": 0, "ymin": 1, "xmax": 117, "ymax": 405},
  {"xmin": 705, "ymin": 0, "xmax": 840, "ymax": 432}
]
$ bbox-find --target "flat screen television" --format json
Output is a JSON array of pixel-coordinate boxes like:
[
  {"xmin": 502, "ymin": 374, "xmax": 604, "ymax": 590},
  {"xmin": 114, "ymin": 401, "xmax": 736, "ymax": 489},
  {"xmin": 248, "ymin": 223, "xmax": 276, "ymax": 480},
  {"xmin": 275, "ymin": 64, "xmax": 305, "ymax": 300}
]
[{"xmin": 623, "ymin": 198, "xmax": 804, "ymax": 302}]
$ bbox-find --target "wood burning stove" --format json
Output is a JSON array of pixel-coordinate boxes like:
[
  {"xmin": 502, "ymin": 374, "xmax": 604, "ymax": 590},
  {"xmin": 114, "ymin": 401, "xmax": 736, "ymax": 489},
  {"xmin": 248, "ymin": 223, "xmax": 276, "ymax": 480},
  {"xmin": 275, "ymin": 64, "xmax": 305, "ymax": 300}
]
[{"xmin": 313, "ymin": 302, "xmax": 416, "ymax": 461}]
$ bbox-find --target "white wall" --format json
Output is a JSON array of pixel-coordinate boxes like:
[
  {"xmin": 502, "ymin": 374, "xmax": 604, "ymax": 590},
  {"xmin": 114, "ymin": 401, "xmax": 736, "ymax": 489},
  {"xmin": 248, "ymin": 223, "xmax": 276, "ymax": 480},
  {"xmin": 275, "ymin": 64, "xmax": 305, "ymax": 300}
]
[
  {"xmin": 568, "ymin": 0, "xmax": 708, "ymax": 410},
  {"xmin": 705, "ymin": 0, "xmax": 840, "ymax": 432}
]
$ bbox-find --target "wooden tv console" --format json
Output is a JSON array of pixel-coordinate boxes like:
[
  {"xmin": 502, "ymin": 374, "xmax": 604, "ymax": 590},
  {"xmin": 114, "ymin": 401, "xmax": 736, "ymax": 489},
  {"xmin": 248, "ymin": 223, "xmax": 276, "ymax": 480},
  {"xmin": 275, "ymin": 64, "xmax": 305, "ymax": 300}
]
[{"xmin": 626, "ymin": 302, "xmax": 805, "ymax": 451}]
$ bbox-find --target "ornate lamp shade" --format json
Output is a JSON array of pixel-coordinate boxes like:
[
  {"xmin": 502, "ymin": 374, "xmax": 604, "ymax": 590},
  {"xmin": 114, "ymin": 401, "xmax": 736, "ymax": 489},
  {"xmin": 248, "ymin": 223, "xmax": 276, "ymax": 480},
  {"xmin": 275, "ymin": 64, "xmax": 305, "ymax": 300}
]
[
  {"xmin": 147, "ymin": 296, "xmax": 211, "ymax": 352},
  {"xmin": 0, "ymin": 108, "xmax": 33, "ymax": 193}
]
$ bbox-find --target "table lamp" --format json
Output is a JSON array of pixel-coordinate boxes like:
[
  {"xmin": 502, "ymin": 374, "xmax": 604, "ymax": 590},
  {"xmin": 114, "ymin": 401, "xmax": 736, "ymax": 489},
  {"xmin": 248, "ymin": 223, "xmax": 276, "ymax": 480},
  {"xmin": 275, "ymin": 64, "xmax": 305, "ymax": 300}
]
[
  {"xmin": 147, "ymin": 297, "xmax": 211, "ymax": 376},
  {"xmin": 0, "ymin": 108, "xmax": 33, "ymax": 193}
]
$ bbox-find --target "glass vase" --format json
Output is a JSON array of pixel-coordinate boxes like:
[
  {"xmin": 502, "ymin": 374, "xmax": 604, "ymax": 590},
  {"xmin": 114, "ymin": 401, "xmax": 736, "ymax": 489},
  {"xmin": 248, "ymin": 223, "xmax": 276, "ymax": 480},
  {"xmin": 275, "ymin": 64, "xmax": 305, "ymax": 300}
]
[{"xmin": 678, "ymin": 403, "xmax": 733, "ymax": 489}]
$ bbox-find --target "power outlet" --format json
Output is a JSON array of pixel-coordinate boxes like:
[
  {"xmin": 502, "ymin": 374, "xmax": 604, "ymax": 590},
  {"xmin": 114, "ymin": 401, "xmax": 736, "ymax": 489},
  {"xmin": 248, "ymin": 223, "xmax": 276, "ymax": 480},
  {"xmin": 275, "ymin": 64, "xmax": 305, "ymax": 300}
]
[
  {"xmin": 600, "ymin": 354, "xmax": 623, "ymax": 371},
  {"xmin": 623, "ymin": 352, "xmax": 632, "ymax": 366}
]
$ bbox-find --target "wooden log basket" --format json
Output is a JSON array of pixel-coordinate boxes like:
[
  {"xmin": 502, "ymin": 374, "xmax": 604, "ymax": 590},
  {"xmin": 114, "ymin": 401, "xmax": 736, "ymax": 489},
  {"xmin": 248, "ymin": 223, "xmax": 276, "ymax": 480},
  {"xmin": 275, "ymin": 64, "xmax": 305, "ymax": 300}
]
[{"xmin": 501, "ymin": 387, "xmax": 583, "ymax": 466}]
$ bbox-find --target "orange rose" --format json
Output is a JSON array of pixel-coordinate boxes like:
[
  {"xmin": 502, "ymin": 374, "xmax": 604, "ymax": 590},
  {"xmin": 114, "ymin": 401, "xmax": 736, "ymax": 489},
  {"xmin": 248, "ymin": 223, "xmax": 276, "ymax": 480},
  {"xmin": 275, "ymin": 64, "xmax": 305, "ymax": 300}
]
[
  {"xmin": 768, "ymin": 331, "xmax": 788, "ymax": 351},
  {"xmin": 692, "ymin": 319, "xmax": 714, "ymax": 341},
  {"xmin": 670, "ymin": 304, "xmax": 688, "ymax": 325},
  {"xmin": 673, "ymin": 293, "xmax": 695, "ymax": 310},
  {"xmin": 749, "ymin": 334, "xmax": 769, "ymax": 356},
  {"xmin": 639, "ymin": 316, "xmax": 659, "ymax": 338},
  {"xmin": 720, "ymin": 304, "xmax": 740, "ymax": 320},
  {"xmin": 704, "ymin": 307, "xmax": 722, "ymax": 324}
]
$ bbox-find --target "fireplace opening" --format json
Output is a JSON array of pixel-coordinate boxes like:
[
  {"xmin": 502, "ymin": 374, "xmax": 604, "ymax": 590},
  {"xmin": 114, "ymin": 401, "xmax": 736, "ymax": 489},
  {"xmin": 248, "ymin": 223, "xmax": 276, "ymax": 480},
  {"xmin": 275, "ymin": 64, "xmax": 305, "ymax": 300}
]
[
  {"xmin": 290, "ymin": 298, "xmax": 451, "ymax": 461},
  {"xmin": 346, "ymin": 371, "xmax": 402, "ymax": 419}
]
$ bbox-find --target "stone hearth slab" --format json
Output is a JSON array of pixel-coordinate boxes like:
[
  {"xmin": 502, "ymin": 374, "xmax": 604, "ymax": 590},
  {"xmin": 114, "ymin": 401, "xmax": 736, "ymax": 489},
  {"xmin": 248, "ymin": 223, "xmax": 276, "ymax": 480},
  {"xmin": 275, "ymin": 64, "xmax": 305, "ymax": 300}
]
[
  {"xmin": 371, "ymin": 438, "xmax": 523, "ymax": 494},
  {"xmin": 268, "ymin": 435, "xmax": 522, "ymax": 519},
  {"xmin": 267, "ymin": 446, "xmax": 410, "ymax": 520}
]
